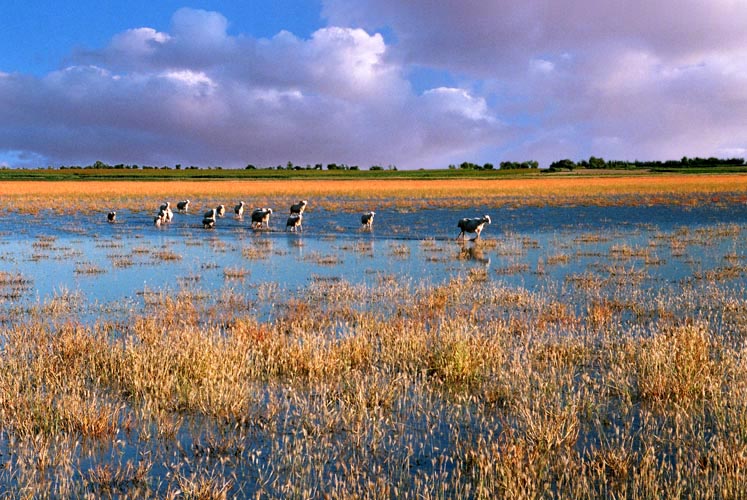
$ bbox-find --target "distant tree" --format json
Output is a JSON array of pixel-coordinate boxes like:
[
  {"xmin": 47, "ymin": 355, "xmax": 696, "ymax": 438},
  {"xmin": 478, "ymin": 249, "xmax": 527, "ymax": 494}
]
[
  {"xmin": 588, "ymin": 156, "xmax": 606, "ymax": 169},
  {"xmin": 245, "ymin": 164, "xmax": 256, "ymax": 170},
  {"xmin": 483, "ymin": 163, "xmax": 494, "ymax": 170},
  {"xmin": 369, "ymin": 165, "xmax": 384, "ymax": 171},
  {"xmin": 500, "ymin": 161, "xmax": 537, "ymax": 170},
  {"xmin": 549, "ymin": 159, "xmax": 576, "ymax": 171},
  {"xmin": 460, "ymin": 161, "xmax": 482, "ymax": 170}
]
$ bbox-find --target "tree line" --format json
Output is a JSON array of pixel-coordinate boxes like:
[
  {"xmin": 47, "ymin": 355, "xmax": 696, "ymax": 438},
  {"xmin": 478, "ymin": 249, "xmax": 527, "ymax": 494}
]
[
  {"xmin": 23, "ymin": 156, "xmax": 747, "ymax": 172},
  {"xmin": 450, "ymin": 156, "xmax": 746, "ymax": 172},
  {"xmin": 448, "ymin": 161, "xmax": 539, "ymax": 170},
  {"xmin": 47, "ymin": 160, "xmax": 399, "ymax": 171},
  {"xmin": 545, "ymin": 156, "xmax": 746, "ymax": 172}
]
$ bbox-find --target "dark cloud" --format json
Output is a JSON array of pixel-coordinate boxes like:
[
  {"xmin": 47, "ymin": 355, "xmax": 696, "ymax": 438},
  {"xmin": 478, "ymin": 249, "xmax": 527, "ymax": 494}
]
[{"xmin": 323, "ymin": 0, "xmax": 747, "ymax": 162}]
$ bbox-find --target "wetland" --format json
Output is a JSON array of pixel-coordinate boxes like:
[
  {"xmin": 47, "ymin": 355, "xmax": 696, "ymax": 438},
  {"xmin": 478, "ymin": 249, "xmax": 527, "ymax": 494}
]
[{"xmin": 1, "ymin": 175, "xmax": 747, "ymax": 498}]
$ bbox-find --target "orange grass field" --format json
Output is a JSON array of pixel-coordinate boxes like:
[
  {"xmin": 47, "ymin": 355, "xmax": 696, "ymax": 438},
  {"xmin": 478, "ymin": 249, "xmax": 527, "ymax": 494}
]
[{"xmin": 1, "ymin": 174, "xmax": 747, "ymax": 212}]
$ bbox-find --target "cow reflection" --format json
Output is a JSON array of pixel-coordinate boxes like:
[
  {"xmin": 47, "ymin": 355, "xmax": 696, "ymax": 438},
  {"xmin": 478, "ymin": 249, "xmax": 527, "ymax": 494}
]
[{"xmin": 459, "ymin": 242, "xmax": 491, "ymax": 265}]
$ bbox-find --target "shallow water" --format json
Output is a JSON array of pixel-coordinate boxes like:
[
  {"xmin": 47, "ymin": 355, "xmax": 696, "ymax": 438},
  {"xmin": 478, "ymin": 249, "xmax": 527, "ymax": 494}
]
[
  {"xmin": 2, "ymin": 200, "xmax": 747, "ymax": 496},
  {"xmin": 1, "ymin": 202, "xmax": 746, "ymax": 319}
]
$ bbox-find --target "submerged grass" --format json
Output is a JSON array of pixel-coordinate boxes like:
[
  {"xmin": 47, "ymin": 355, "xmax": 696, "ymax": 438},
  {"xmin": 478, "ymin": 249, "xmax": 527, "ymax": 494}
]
[
  {"xmin": 2, "ymin": 179, "xmax": 747, "ymax": 496},
  {"xmin": 1, "ymin": 264, "xmax": 747, "ymax": 497}
]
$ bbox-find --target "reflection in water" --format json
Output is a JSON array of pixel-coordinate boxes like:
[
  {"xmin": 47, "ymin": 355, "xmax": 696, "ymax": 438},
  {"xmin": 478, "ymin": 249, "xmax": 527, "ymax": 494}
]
[
  {"xmin": 2, "ymin": 202, "xmax": 747, "ymax": 318},
  {"xmin": 287, "ymin": 234, "xmax": 305, "ymax": 258},
  {"xmin": 459, "ymin": 242, "xmax": 491, "ymax": 266}
]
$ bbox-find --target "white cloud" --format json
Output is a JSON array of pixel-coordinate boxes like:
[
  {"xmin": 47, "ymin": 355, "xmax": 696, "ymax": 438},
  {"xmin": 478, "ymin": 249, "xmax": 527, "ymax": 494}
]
[
  {"xmin": 0, "ymin": 9, "xmax": 504, "ymax": 168},
  {"xmin": 323, "ymin": 0, "xmax": 747, "ymax": 163},
  {"xmin": 110, "ymin": 27, "xmax": 170, "ymax": 55},
  {"xmin": 5, "ymin": 2, "xmax": 745, "ymax": 169},
  {"xmin": 422, "ymin": 88, "xmax": 492, "ymax": 121},
  {"xmin": 306, "ymin": 27, "xmax": 392, "ymax": 98},
  {"xmin": 529, "ymin": 59, "xmax": 554, "ymax": 75},
  {"xmin": 161, "ymin": 70, "xmax": 216, "ymax": 90}
]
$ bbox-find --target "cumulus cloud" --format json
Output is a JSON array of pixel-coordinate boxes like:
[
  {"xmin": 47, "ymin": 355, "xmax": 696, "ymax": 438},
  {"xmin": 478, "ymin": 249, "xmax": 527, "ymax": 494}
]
[
  {"xmin": 323, "ymin": 0, "xmax": 747, "ymax": 72},
  {"xmin": 323, "ymin": 0, "xmax": 747, "ymax": 162},
  {"xmin": 0, "ymin": 7, "xmax": 505, "ymax": 168},
  {"xmin": 4, "ymin": 3, "xmax": 745, "ymax": 168}
]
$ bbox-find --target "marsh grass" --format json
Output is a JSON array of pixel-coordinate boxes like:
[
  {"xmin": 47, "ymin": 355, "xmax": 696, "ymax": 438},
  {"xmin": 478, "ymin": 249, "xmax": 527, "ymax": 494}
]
[
  {"xmin": 388, "ymin": 242, "xmax": 411, "ymax": 257},
  {"xmin": 0, "ymin": 271, "xmax": 32, "ymax": 300},
  {"xmin": 222, "ymin": 267, "xmax": 250, "ymax": 280},
  {"xmin": 153, "ymin": 249, "xmax": 182, "ymax": 261},
  {"xmin": 3, "ymin": 181, "xmax": 747, "ymax": 496},
  {"xmin": 108, "ymin": 253, "xmax": 134, "ymax": 268},
  {"xmin": 547, "ymin": 253, "xmax": 572, "ymax": 265},
  {"xmin": 3, "ymin": 258, "xmax": 747, "ymax": 497},
  {"xmin": 495, "ymin": 263, "xmax": 530, "ymax": 275},
  {"xmin": 304, "ymin": 252, "xmax": 343, "ymax": 265},
  {"xmin": 241, "ymin": 238, "xmax": 274, "ymax": 260},
  {"xmin": 74, "ymin": 262, "xmax": 107, "ymax": 275}
]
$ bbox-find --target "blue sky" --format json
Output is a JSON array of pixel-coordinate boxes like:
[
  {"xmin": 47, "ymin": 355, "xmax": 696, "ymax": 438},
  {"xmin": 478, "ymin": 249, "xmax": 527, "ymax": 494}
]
[
  {"xmin": 1, "ymin": 1, "xmax": 746, "ymax": 169},
  {"xmin": 2, "ymin": 1, "xmax": 325, "ymax": 75}
]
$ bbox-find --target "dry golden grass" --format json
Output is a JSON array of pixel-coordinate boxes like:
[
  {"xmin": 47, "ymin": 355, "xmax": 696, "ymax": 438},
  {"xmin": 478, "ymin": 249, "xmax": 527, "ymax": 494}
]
[
  {"xmin": 1, "ymin": 174, "xmax": 747, "ymax": 213},
  {"xmin": 2, "ymin": 267, "xmax": 747, "ymax": 497},
  {"xmin": 3, "ymin": 185, "xmax": 747, "ymax": 496}
]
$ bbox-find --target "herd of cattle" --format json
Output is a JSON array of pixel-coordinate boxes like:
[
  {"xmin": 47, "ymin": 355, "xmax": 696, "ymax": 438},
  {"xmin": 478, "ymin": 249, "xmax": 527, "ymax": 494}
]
[{"xmin": 106, "ymin": 201, "xmax": 490, "ymax": 239}]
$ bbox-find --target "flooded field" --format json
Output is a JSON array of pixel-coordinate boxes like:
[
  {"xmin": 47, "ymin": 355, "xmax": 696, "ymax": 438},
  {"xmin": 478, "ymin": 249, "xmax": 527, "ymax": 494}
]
[
  {"xmin": 2, "ymin": 188, "xmax": 747, "ymax": 497},
  {"xmin": 4, "ymin": 201, "xmax": 747, "ymax": 314}
]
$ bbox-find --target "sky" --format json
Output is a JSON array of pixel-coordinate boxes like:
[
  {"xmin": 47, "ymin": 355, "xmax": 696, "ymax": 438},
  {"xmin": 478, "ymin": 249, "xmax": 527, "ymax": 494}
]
[{"xmin": 1, "ymin": 1, "xmax": 746, "ymax": 169}]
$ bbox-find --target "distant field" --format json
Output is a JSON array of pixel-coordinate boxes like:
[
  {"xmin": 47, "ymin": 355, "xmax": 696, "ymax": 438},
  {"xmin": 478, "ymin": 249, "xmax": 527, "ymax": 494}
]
[
  {"xmin": 1, "ymin": 173, "xmax": 746, "ymax": 213},
  {"xmin": 3, "ymin": 170, "xmax": 747, "ymax": 497},
  {"xmin": 0, "ymin": 167, "xmax": 537, "ymax": 181},
  {"xmin": 3, "ymin": 165, "xmax": 747, "ymax": 182}
]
